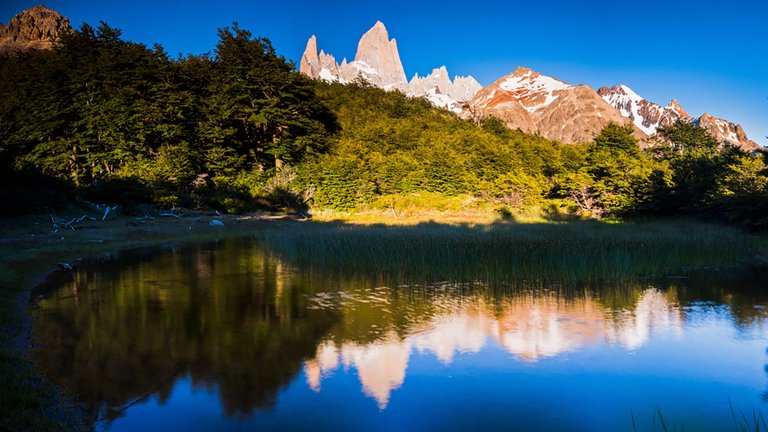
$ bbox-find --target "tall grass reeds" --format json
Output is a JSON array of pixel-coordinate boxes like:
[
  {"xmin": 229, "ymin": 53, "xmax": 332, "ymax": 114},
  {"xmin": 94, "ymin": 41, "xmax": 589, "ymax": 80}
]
[{"xmin": 259, "ymin": 220, "xmax": 767, "ymax": 285}]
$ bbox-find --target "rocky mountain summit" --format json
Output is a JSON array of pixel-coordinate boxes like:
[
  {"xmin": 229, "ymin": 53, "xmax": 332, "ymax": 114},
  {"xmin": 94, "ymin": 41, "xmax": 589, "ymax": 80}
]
[
  {"xmin": 300, "ymin": 22, "xmax": 408, "ymax": 90},
  {"xmin": 411, "ymin": 69, "xmax": 482, "ymax": 112},
  {"xmin": 0, "ymin": 5, "xmax": 71, "ymax": 55},
  {"xmin": 466, "ymin": 67, "xmax": 645, "ymax": 144},
  {"xmin": 693, "ymin": 114, "xmax": 759, "ymax": 151},
  {"xmin": 301, "ymin": 22, "xmax": 407, "ymax": 90},
  {"xmin": 352, "ymin": 21, "xmax": 408, "ymax": 89},
  {"xmin": 300, "ymin": 22, "xmax": 482, "ymax": 112},
  {"xmin": 599, "ymin": 85, "xmax": 759, "ymax": 151},
  {"xmin": 597, "ymin": 85, "xmax": 689, "ymax": 135}
]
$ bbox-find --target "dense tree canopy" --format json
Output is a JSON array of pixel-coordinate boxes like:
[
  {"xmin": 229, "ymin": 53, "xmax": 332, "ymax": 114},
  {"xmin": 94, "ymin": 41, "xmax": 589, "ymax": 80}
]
[
  {"xmin": 0, "ymin": 20, "xmax": 766, "ymax": 228},
  {"xmin": 0, "ymin": 22, "xmax": 336, "ymax": 213}
]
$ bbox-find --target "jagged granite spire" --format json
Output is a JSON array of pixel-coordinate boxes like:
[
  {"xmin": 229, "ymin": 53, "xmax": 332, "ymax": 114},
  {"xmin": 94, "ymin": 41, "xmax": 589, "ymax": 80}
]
[
  {"xmin": 298, "ymin": 21, "xmax": 482, "ymax": 112},
  {"xmin": 299, "ymin": 35, "xmax": 320, "ymax": 77},
  {"xmin": 351, "ymin": 21, "xmax": 407, "ymax": 89}
]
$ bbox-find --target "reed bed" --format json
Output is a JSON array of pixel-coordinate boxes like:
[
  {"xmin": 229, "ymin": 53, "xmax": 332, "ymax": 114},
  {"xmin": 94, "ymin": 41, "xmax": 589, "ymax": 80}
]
[{"xmin": 260, "ymin": 220, "xmax": 767, "ymax": 285}]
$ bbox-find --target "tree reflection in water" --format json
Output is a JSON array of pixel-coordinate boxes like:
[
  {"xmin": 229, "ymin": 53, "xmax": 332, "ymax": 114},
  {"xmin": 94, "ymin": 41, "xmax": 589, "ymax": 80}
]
[
  {"xmin": 30, "ymin": 239, "xmax": 768, "ymax": 426},
  {"xmin": 32, "ymin": 241, "xmax": 339, "ymax": 422}
]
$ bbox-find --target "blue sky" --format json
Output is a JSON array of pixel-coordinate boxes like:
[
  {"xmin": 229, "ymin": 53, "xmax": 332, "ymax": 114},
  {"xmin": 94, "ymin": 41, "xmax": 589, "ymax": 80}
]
[{"xmin": 3, "ymin": 0, "xmax": 767, "ymax": 145}]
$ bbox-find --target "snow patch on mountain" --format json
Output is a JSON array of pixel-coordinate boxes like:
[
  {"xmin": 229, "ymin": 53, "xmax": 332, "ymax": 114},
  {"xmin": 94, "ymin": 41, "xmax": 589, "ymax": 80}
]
[
  {"xmin": 319, "ymin": 68, "xmax": 339, "ymax": 82},
  {"xmin": 348, "ymin": 60, "xmax": 378, "ymax": 76},
  {"xmin": 598, "ymin": 85, "xmax": 689, "ymax": 136},
  {"xmin": 423, "ymin": 88, "xmax": 463, "ymax": 113},
  {"xmin": 499, "ymin": 72, "xmax": 572, "ymax": 94},
  {"xmin": 498, "ymin": 68, "xmax": 572, "ymax": 112},
  {"xmin": 600, "ymin": 85, "xmax": 760, "ymax": 151}
]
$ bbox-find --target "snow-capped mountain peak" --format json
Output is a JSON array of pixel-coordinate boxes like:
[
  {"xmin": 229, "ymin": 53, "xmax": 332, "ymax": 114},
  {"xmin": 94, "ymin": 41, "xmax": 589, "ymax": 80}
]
[
  {"xmin": 299, "ymin": 22, "xmax": 482, "ymax": 113},
  {"xmin": 467, "ymin": 67, "xmax": 642, "ymax": 144},
  {"xmin": 666, "ymin": 99, "xmax": 689, "ymax": 118},
  {"xmin": 597, "ymin": 85, "xmax": 688, "ymax": 136},
  {"xmin": 617, "ymin": 84, "xmax": 642, "ymax": 101},
  {"xmin": 599, "ymin": 85, "xmax": 759, "ymax": 151},
  {"xmin": 500, "ymin": 68, "xmax": 572, "ymax": 93},
  {"xmin": 497, "ymin": 67, "xmax": 573, "ymax": 113}
]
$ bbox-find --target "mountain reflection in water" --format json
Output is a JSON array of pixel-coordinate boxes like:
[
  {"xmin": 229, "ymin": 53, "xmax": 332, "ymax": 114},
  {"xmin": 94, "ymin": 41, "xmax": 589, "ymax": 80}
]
[
  {"xmin": 30, "ymin": 239, "xmax": 768, "ymax": 430},
  {"xmin": 304, "ymin": 288, "xmax": 683, "ymax": 408}
]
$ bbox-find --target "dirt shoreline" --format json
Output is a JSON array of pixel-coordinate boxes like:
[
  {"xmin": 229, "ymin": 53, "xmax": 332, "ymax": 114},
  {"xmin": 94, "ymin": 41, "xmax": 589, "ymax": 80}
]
[
  {"xmin": 9, "ymin": 257, "xmax": 81, "ymax": 357},
  {"xmin": 7, "ymin": 213, "xmax": 303, "ymax": 332}
]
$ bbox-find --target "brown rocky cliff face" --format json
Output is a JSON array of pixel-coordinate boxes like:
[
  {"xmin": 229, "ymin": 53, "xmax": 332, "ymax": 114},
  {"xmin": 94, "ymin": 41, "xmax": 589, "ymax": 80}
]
[
  {"xmin": 467, "ymin": 68, "xmax": 646, "ymax": 144},
  {"xmin": 0, "ymin": 5, "xmax": 71, "ymax": 55},
  {"xmin": 467, "ymin": 82, "xmax": 537, "ymax": 131},
  {"xmin": 535, "ymin": 85, "xmax": 647, "ymax": 144},
  {"xmin": 694, "ymin": 113, "xmax": 760, "ymax": 151}
]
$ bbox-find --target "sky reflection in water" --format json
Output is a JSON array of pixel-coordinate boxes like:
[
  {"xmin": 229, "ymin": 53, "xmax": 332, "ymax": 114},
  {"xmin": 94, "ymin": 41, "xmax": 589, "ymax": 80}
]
[{"xmin": 31, "ymin": 240, "xmax": 768, "ymax": 431}]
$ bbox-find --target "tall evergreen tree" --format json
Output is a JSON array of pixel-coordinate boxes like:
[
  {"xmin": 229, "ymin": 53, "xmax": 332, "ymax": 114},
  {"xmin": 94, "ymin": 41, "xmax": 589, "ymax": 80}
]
[{"xmin": 207, "ymin": 25, "xmax": 337, "ymax": 174}]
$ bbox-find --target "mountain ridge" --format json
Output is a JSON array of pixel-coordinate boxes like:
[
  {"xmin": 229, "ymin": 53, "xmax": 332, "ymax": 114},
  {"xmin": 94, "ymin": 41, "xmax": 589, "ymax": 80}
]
[
  {"xmin": 299, "ymin": 20, "xmax": 759, "ymax": 148},
  {"xmin": 300, "ymin": 22, "xmax": 482, "ymax": 113},
  {"xmin": 598, "ymin": 85, "xmax": 759, "ymax": 151}
]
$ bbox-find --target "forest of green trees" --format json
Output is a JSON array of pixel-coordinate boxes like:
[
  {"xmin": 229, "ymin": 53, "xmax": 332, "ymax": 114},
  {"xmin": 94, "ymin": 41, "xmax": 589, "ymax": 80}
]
[{"xmin": 1, "ymin": 22, "xmax": 767, "ymax": 228}]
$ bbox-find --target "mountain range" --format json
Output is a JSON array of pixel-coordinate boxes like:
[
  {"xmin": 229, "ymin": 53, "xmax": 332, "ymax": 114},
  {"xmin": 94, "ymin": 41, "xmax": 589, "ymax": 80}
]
[
  {"xmin": 301, "ymin": 22, "xmax": 759, "ymax": 150},
  {"xmin": 1, "ymin": 6, "xmax": 759, "ymax": 151},
  {"xmin": 300, "ymin": 21, "xmax": 482, "ymax": 113},
  {"xmin": 597, "ymin": 85, "xmax": 758, "ymax": 150}
]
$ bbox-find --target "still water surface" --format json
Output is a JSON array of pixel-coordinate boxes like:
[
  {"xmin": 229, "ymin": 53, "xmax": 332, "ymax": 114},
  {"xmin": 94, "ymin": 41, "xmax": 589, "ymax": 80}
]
[{"xmin": 31, "ymin": 239, "xmax": 768, "ymax": 431}]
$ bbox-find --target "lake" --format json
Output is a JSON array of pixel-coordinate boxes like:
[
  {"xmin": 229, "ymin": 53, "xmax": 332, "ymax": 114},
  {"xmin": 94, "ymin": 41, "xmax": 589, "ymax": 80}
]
[{"xmin": 31, "ymin": 236, "xmax": 768, "ymax": 431}]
